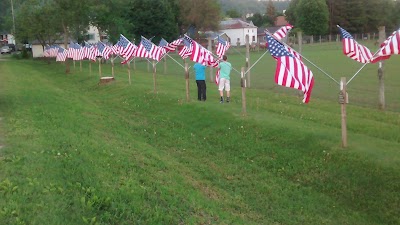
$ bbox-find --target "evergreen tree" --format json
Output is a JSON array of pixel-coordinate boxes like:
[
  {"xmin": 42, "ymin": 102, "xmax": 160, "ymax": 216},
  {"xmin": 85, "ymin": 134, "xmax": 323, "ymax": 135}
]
[
  {"xmin": 296, "ymin": 0, "xmax": 329, "ymax": 35},
  {"xmin": 128, "ymin": 0, "xmax": 179, "ymax": 43}
]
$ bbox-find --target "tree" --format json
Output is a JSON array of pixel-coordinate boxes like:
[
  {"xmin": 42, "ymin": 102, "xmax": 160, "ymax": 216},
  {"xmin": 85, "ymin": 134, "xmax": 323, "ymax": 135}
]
[
  {"xmin": 226, "ymin": 9, "xmax": 241, "ymax": 18},
  {"xmin": 178, "ymin": 0, "xmax": 221, "ymax": 35},
  {"xmin": 50, "ymin": 0, "xmax": 92, "ymax": 73},
  {"xmin": 127, "ymin": 0, "xmax": 178, "ymax": 44},
  {"xmin": 285, "ymin": 0, "xmax": 300, "ymax": 26},
  {"xmin": 89, "ymin": 0, "xmax": 132, "ymax": 43},
  {"xmin": 296, "ymin": 0, "xmax": 329, "ymax": 35},
  {"xmin": 15, "ymin": 0, "xmax": 62, "ymax": 48},
  {"xmin": 265, "ymin": 0, "xmax": 277, "ymax": 24}
]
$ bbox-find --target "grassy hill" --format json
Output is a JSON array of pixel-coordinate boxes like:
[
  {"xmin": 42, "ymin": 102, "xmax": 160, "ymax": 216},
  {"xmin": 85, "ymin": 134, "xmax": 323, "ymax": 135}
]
[{"xmin": 0, "ymin": 45, "xmax": 399, "ymax": 224}]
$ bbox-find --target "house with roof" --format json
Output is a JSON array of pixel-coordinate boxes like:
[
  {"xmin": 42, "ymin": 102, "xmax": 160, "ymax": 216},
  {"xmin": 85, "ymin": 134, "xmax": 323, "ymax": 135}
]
[
  {"xmin": 31, "ymin": 25, "xmax": 103, "ymax": 58},
  {"xmin": 219, "ymin": 19, "xmax": 258, "ymax": 46}
]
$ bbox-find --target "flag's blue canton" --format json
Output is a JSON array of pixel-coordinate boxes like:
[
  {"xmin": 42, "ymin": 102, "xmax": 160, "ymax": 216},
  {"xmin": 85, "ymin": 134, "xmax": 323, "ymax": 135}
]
[
  {"xmin": 339, "ymin": 27, "xmax": 353, "ymax": 39},
  {"xmin": 266, "ymin": 34, "xmax": 292, "ymax": 58},
  {"xmin": 69, "ymin": 42, "xmax": 74, "ymax": 48},
  {"xmin": 97, "ymin": 42, "xmax": 105, "ymax": 53},
  {"xmin": 85, "ymin": 42, "xmax": 91, "ymax": 48},
  {"xmin": 183, "ymin": 36, "xmax": 192, "ymax": 47},
  {"xmin": 58, "ymin": 48, "xmax": 64, "ymax": 53},
  {"xmin": 159, "ymin": 38, "xmax": 168, "ymax": 47},
  {"xmin": 73, "ymin": 43, "xmax": 81, "ymax": 49},
  {"xmin": 217, "ymin": 36, "xmax": 226, "ymax": 45},
  {"xmin": 119, "ymin": 35, "xmax": 130, "ymax": 48},
  {"xmin": 141, "ymin": 37, "xmax": 153, "ymax": 52}
]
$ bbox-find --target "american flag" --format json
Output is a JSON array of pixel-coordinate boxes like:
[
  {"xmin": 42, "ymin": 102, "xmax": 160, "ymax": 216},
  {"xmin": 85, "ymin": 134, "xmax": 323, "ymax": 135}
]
[
  {"xmin": 86, "ymin": 44, "xmax": 98, "ymax": 62},
  {"xmin": 111, "ymin": 41, "xmax": 123, "ymax": 55},
  {"xmin": 159, "ymin": 38, "xmax": 182, "ymax": 52},
  {"xmin": 338, "ymin": 26, "xmax": 373, "ymax": 63},
  {"xmin": 141, "ymin": 36, "xmax": 165, "ymax": 61},
  {"xmin": 178, "ymin": 35, "xmax": 192, "ymax": 58},
  {"xmin": 273, "ymin": 24, "xmax": 293, "ymax": 41},
  {"xmin": 135, "ymin": 40, "xmax": 150, "ymax": 58},
  {"xmin": 118, "ymin": 34, "xmax": 137, "ymax": 60},
  {"xmin": 266, "ymin": 34, "xmax": 314, "ymax": 103},
  {"xmin": 370, "ymin": 28, "xmax": 400, "ymax": 63},
  {"xmin": 215, "ymin": 36, "xmax": 230, "ymax": 58},
  {"xmin": 97, "ymin": 42, "xmax": 112, "ymax": 60},
  {"xmin": 56, "ymin": 47, "xmax": 67, "ymax": 62}
]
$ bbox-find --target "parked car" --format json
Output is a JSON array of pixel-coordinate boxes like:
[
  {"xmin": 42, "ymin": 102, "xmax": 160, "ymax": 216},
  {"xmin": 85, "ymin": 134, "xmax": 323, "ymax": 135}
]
[{"xmin": 1, "ymin": 46, "xmax": 12, "ymax": 54}]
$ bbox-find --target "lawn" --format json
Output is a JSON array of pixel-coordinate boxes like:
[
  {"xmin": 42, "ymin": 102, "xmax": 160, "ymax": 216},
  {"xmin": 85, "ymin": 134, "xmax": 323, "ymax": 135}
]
[{"xmin": 0, "ymin": 43, "xmax": 399, "ymax": 225}]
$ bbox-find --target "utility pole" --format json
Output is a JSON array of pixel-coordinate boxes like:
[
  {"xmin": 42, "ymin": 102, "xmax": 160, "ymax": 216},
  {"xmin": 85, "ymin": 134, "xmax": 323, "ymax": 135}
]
[{"xmin": 11, "ymin": 0, "xmax": 16, "ymax": 43}]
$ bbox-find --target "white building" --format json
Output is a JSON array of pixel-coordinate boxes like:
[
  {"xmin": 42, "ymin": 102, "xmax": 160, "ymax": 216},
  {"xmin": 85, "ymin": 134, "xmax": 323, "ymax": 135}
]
[
  {"xmin": 219, "ymin": 19, "xmax": 258, "ymax": 46},
  {"xmin": 0, "ymin": 33, "xmax": 16, "ymax": 45},
  {"xmin": 31, "ymin": 25, "xmax": 103, "ymax": 58}
]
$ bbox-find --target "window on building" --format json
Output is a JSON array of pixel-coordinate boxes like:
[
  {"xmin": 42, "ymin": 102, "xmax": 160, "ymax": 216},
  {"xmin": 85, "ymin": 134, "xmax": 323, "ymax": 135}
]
[
  {"xmin": 86, "ymin": 34, "xmax": 95, "ymax": 41},
  {"xmin": 252, "ymin": 36, "xmax": 255, "ymax": 42}
]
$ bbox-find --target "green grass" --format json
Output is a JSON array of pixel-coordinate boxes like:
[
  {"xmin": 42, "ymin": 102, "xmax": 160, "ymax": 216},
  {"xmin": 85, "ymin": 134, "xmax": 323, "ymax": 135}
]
[{"xmin": 0, "ymin": 44, "xmax": 399, "ymax": 225}]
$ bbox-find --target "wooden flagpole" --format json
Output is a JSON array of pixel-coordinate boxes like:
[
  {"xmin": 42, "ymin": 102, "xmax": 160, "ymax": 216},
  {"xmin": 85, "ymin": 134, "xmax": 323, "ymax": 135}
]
[
  {"xmin": 241, "ymin": 67, "xmax": 247, "ymax": 116},
  {"xmin": 185, "ymin": 63, "xmax": 189, "ymax": 102},
  {"xmin": 128, "ymin": 61, "xmax": 131, "ymax": 85},
  {"xmin": 340, "ymin": 77, "xmax": 347, "ymax": 148},
  {"xmin": 153, "ymin": 61, "xmax": 157, "ymax": 93}
]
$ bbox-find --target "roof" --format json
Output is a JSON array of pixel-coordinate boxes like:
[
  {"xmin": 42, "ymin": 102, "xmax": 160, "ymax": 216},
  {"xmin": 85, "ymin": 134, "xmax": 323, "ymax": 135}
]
[
  {"xmin": 275, "ymin": 16, "xmax": 288, "ymax": 27},
  {"xmin": 220, "ymin": 19, "xmax": 257, "ymax": 30},
  {"xmin": 204, "ymin": 31, "xmax": 229, "ymax": 40}
]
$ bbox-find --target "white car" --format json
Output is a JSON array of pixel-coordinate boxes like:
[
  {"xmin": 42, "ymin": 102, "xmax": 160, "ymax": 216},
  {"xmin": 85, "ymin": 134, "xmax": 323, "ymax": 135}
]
[{"xmin": 1, "ymin": 46, "xmax": 12, "ymax": 54}]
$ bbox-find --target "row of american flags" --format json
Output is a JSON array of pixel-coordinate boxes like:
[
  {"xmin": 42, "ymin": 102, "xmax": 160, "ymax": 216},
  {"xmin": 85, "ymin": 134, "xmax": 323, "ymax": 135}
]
[
  {"xmin": 44, "ymin": 34, "xmax": 231, "ymax": 66},
  {"xmin": 43, "ymin": 25, "xmax": 399, "ymax": 104},
  {"xmin": 338, "ymin": 26, "xmax": 400, "ymax": 64}
]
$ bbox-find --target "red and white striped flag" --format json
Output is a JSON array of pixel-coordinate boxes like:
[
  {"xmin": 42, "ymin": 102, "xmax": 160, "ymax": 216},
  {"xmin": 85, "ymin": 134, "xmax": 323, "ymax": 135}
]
[
  {"xmin": 141, "ymin": 36, "xmax": 165, "ymax": 61},
  {"xmin": 266, "ymin": 34, "xmax": 314, "ymax": 103},
  {"xmin": 56, "ymin": 47, "xmax": 67, "ymax": 62},
  {"xmin": 178, "ymin": 35, "xmax": 192, "ymax": 59},
  {"xmin": 273, "ymin": 24, "xmax": 293, "ymax": 41},
  {"xmin": 215, "ymin": 36, "xmax": 230, "ymax": 58},
  {"xmin": 338, "ymin": 26, "xmax": 373, "ymax": 63},
  {"xmin": 370, "ymin": 28, "xmax": 400, "ymax": 63},
  {"xmin": 159, "ymin": 38, "xmax": 182, "ymax": 52}
]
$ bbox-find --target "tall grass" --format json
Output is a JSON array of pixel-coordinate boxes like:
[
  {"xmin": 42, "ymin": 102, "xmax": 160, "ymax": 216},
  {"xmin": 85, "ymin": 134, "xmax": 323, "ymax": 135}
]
[{"xmin": 0, "ymin": 47, "xmax": 399, "ymax": 224}]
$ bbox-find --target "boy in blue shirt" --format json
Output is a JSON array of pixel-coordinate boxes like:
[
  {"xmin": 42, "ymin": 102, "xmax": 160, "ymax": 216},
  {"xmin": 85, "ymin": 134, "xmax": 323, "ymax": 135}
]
[{"xmin": 194, "ymin": 62, "xmax": 207, "ymax": 101}]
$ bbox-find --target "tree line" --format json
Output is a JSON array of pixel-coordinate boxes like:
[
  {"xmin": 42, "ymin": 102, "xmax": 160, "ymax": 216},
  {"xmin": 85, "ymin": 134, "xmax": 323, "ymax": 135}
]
[{"xmin": 286, "ymin": 0, "xmax": 400, "ymax": 35}]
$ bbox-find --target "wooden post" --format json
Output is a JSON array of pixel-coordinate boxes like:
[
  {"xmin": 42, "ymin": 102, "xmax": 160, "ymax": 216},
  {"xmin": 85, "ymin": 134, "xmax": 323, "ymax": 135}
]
[
  {"xmin": 297, "ymin": 31, "xmax": 302, "ymax": 54},
  {"xmin": 245, "ymin": 34, "xmax": 251, "ymax": 87},
  {"xmin": 241, "ymin": 67, "xmax": 247, "ymax": 116},
  {"xmin": 185, "ymin": 63, "xmax": 190, "ymax": 102},
  {"xmin": 98, "ymin": 58, "xmax": 102, "ymax": 78},
  {"xmin": 152, "ymin": 61, "xmax": 157, "ymax": 94},
  {"xmin": 73, "ymin": 60, "xmax": 76, "ymax": 69},
  {"xmin": 340, "ymin": 77, "xmax": 347, "ymax": 148},
  {"xmin": 128, "ymin": 61, "xmax": 131, "ymax": 85},
  {"xmin": 163, "ymin": 56, "xmax": 167, "ymax": 74},
  {"xmin": 147, "ymin": 60, "xmax": 150, "ymax": 72},
  {"xmin": 208, "ymin": 37, "xmax": 214, "ymax": 83},
  {"xmin": 80, "ymin": 61, "xmax": 82, "ymax": 72},
  {"xmin": 89, "ymin": 62, "xmax": 92, "ymax": 75},
  {"xmin": 111, "ymin": 57, "xmax": 115, "ymax": 78},
  {"xmin": 378, "ymin": 26, "xmax": 386, "ymax": 110}
]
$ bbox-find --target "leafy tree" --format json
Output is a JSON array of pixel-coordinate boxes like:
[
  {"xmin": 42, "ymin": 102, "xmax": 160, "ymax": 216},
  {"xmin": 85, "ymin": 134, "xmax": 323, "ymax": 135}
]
[
  {"xmin": 226, "ymin": 9, "xmax": 241, "ymax": 18},
  {"xmin": 52, "ymin": 0, "xmax": 92, "ymax": 73},
  {"xmin": 265, "ymin": 0, "xmax": 276, "ymax": 23},
  {"xmin": 178, "ymin": 0, "xmax": 221, "ymax": 35},
  {"xmin": 127, "ymin": 0, "xmax": 178, "ymax": 44},
  {"xmin": 15, "ymin": 0, "xmax": 62, "ymax": 47},
  {"xmin": 296, "ymin": 0, "xmax": 329, "ymax": 35},
  {"xmin": 285, "ymin": 0, "xmax": 300, "ymax": 26},
  {"xmin": 89, "ymin": 0, "xmax": 132, "ymax": 43},
  {"xmin": 248, "ymin": 13, "xmax": 264, "ymax": 27}
]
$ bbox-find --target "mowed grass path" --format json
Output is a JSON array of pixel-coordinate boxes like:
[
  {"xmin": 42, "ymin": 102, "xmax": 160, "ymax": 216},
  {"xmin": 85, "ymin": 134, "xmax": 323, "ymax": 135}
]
[{"xmin": 0, "ymin": 52, "xmax": 399, "ymax": 224}]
